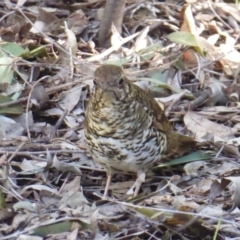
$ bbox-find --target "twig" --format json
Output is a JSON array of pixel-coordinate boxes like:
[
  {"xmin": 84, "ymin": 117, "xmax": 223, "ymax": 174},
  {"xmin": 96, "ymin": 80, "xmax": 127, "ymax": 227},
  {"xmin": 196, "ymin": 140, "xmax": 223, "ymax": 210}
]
[
  {"xmin": 16, "ymin": 7, "xmax": 92, "ymax": 72},
  {"xmin": 50, "ymin": 109, "xmax": 68, "ymax": 139},
  {"xmin": 7, "ymin": 142, "xmax": 25, "ymax": 163},
  {"xmin": 173, "ymin": 89, "xmax": 211, "ymax": 111},
  {"xmin": 87, "ymin": 29, "xmax": 145, "ymax": 62},
  {"xmin": 25, "ymin": 76, "xmax": 50, "ymax": 139}
]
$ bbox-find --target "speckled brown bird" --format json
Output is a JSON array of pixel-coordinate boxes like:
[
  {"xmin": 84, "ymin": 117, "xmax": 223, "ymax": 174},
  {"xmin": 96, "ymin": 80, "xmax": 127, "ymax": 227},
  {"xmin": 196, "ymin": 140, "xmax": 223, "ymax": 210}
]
[{"xmin": 85, "ymin": 64, "xmax": 195, "ymax": 198}]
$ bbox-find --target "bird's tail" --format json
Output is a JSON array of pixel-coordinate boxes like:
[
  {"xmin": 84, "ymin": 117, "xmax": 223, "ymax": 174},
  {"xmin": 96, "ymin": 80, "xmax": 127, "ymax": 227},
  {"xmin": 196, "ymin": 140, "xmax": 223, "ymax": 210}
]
[{"xmin": 166, "ymin": 132, "xmax": 196, "ymax": 156}]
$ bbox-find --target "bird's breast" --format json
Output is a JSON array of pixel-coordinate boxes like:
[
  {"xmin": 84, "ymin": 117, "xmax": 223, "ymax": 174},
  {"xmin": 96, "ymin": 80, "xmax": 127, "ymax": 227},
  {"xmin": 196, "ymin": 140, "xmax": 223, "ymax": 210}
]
[{"xmin": 85, "ymin": 96, "xmax": 167, "ymax": 172}]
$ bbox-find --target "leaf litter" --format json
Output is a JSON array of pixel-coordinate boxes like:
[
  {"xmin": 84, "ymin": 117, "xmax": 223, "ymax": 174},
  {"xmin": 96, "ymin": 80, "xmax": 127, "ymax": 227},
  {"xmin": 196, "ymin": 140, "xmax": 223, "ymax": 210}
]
[{"xmin": 0, "ymin": 0, "xmax": 240, "ymax": 239}]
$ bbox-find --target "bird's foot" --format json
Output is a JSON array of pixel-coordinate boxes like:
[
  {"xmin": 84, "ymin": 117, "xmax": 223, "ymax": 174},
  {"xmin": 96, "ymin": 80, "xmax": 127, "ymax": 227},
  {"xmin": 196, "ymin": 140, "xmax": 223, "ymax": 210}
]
[{"xmin": 126, "ymin": 172, "xmax": 146, "ymax": 196}]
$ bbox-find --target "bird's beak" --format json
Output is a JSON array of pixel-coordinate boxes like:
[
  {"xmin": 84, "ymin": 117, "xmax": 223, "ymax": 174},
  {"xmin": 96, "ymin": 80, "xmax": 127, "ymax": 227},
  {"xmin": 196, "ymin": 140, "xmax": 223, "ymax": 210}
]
[{"xmin": 98, "ymin": 85, "xmax": 120, "ymax": 103}]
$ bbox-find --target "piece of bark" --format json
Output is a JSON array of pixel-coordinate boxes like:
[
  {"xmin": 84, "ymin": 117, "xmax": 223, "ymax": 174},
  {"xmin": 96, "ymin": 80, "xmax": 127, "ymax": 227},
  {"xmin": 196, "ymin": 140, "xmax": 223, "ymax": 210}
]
[{"xmin": 98, "ymin": 0, "xmax": 125, "ymax": 48}]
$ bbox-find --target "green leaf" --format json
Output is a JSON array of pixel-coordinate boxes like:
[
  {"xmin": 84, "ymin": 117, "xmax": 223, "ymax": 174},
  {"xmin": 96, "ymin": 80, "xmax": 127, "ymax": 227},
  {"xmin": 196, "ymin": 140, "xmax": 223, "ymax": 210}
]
[
  {"xmin": 20, "ymin": 45, "xmax": 48, "ymax": 59},
  {"xmin": 0, "ymin": 95, "xmax": 23, "ymax": 114},
  {"xmin": 0, "ymin": 57, "xmax": 14, "ymax": 84},
  {"xmin": 0, "ymin": 42, "xmax": 25, "ymax": 57},
  {"xmin": 33, "ymin": 220, "xmax": 90, "ymax": 237},
  {"xmin": 128, "ymin": 204, "xmax": 173, "ymax": 221},
  {"xmin": 0, "ymin": 188, "xmax": 6, "ymax": 209},
  {"xmin": 213, "ymin": 216, "xmax": 222, "ymax": 240},
  {"xmin": 168, "ymin": 32, "xmax": 204, "ymax": 56},
  {"xmin": 168, "ymin": 32, "xmax": 199, "ymax": 47},
  {"xmin": 155, "ymin": 151, "xmax": 213, "ymax": 168}
]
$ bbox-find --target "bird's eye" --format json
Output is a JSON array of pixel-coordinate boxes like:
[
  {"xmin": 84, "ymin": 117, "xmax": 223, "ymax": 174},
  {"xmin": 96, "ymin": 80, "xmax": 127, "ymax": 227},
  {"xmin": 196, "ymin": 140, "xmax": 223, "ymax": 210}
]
[
  {"xmin": 93, "ymin": 80, "xmax": 97, "ymax": 86},
  {"xmin": 119, "ymin": 78, "xmax": 124, "ymax": 86}
]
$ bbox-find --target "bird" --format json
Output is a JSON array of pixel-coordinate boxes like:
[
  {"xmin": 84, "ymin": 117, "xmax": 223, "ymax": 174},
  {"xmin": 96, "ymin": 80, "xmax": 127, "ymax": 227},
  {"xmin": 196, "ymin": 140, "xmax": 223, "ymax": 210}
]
[{"xmin": 84, "ymin": 64, "xmax": 196, "ymax": 198}]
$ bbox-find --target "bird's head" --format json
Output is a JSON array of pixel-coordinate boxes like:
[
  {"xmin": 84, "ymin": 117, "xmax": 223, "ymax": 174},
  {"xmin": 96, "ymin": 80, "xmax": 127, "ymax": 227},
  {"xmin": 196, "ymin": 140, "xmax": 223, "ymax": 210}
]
[{"xmin": 92, "ymin": 64, "xmax": 131, "ymax": 104}]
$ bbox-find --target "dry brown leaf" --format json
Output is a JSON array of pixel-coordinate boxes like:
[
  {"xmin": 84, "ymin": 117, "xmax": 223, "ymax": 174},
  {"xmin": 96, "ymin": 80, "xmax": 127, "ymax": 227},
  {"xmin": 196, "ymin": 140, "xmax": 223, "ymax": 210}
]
[
  {"xmin": 184, "ymin": 161, "xmax": 207, "ymax": 177},
  {"xmin": 223, "ymin": 177, "xmax": 240, "ymax": 211},
  {"xmin": 180, "ymin": 5, "xmax": 197, "ymax": 34},
  {"xmin": 184, "ymin": 111, "xmax": 234, "ymax": 141}
]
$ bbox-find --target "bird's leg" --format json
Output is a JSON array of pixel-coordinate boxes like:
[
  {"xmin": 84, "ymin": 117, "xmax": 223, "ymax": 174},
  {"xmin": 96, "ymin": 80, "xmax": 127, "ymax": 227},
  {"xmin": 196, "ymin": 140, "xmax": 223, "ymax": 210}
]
[
  {"xmin": 126, "ymin": 171, "xmax": 146, "ymax": 196},
  {"xmin": 134, "ymin": 172, "xmax": 146, "ymax": 196},
  {"xmin": 103, "ymin": 173, "xmax": 112, "ymax": 198},
  {"xmin": 103, "ymin": 168, "xmax": 113, "ymax": 199}
]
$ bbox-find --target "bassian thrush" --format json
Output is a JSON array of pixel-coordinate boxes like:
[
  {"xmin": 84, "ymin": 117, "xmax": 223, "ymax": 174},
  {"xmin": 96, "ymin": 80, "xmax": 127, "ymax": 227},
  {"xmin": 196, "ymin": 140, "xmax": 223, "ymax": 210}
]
[{"xmin": 85, "ymin": 64, "xmax": 195, "ymax": 198}]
